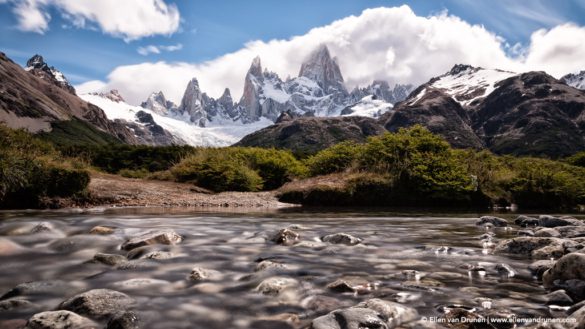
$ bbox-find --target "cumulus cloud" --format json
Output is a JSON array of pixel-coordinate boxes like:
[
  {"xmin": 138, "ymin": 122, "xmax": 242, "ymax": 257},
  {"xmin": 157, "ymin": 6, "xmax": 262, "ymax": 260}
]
[
  {"xmin": 5, "ymin": 0, "xmax": 180, "ymax": 40},
  {"xmin": 137, "ymin": 43, "xmax": 183, "ymax": 56},
  {"xmin": 76, "ymin": 6, "xmax": 585, "ymax": 105}
]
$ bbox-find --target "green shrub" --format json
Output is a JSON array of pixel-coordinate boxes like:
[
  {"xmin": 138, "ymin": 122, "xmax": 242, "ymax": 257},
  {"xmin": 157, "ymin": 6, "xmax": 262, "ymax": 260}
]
[
  {"xmin": 305, "ymin": 141, "xmax": 362, "ymax": 176},
  {"xmin": 567, "ymin": 151, "xmax": 585, "ymax": 167}
]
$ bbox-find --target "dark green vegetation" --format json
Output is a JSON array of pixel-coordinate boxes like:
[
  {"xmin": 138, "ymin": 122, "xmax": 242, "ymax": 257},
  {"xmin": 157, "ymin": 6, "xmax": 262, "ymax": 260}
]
[
  {"xmin": 2, "ymin": 123, "xmax": 584, "ymax": 210},
  {"xmin": 0, "ymin": 125, "xmax": 90, "ymax": 208},
  {"xmin": 280, "ymin": 125, "xmax": 585, "ymax": 209},
  {"xmin": 38, "ymin": 118, "xmax": 121, "ymax": 148}
]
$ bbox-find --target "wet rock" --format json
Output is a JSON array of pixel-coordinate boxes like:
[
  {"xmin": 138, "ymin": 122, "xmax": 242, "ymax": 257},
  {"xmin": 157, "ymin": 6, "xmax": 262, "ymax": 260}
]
[
  {"xmin": 106, "ymin": 311, "xmax": 141, "ymax": 329},
  {"xmin": 556, "ymin": 226, "xmax": 585, "ymax": 239},
  {"xmin": 256, "ymin": 277, "xmax": 299, "ymax": 295},
  {"xmin": 58, "ymin": 289, "xmax": 135, "ymax": 320},
  {"xmin": 476, "ymin": 216, "xmax": 508, "ymax": 227},
  {"xmin": 555, "ymin": 280, "xmax": 585, "ymax": 303},
  {"xmin": 93, "ymin": 253, "xmax": 127, "ymax": 266},
  {"xmin": 515, "ymin": 215, "xmax": 539, "ymax": 227},
  {"xmin": 302, "ymin": 295, "xmax": 346, "ymax": 314},
  {"xmin": 494, "ymin": 237, "xmax": 574, "ymax": 259},
  {"xmin": 311, "ymin": 298, "xmax": 418, "ymax": 329},
  {"xmin": 1, "ymin": 281, "xmax": 86, "ymax": 300},
  {"xmin": 189, "ymin": 267, "xmax": 221, "ymax": 281},
  {"xmin": 543, "ymin": 253, "xmax": 585, "ymax": 288},
  {"xmin": 539, "ymin": 215, "xmax": 583, "ymax": 228},
  {"xmin": 49, "ymin": 235, "xmax": 115, "ymax": 253},
  {"xmin": 321, "ymin": 233, "xmax": 362, "ymax": 246},
  {"xmin": 327, "ymin": 277, "xmax": 376, "ymax": 294},
  {"xmin": 545, "ymin": 290, "xmax": 574, "ymax": 306},
  {"xmin": 26, "ymin": 310, "xmax": 97, "ymax": 329},
  {"xmin": 535, "ymin": 228, "xmax": 561, "ymax": 238},
  {"xmin": 89, "ymin": 226, "xmax": 115, "ymax": 235},
  {"xmin": 120, "ymin": 230, "xmax": 182, "ymax": 251},
  {"xmin": 529, "ymin": 260, "xmax": 555, "ymax": 280},
  {"xmin": 402, "ymin": 278, "xmax": 444, "ymax": 292},
  {"xmin": 517, "ymin": 230, "xmax": 535, "ymax": 237},
  {"xmin": 255, "ymin": 260, "xmax": 288, "ymax": 272},
  {"xmin": 0, "ymin": 238, "xmax": 25, "ymax": 255},
  {"xmin": 125, "ymin": 245, "xmax": 174, "ymax": 260},
  {"xmin": 0, "ymin": 298, "xmax": 35, "ymax": 311},
  {"xmin": 30, "ymin": 222, "xmax": 55, "ymax": 234},
  {"xmin": 269, "ymin": 229, "xmax": 300, "ymax": 246}
]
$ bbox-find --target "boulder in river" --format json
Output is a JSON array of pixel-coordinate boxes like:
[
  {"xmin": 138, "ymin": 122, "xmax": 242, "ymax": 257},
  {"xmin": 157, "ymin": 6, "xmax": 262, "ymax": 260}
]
[
  {"xmin": 93, "ymin": 253, "xmax": 127, "ymax": 266},
  {"xmin": 58, "ymin": 289, "xmax": 135, "ymax": 320},
  {"xmin": 534, "ymin": 228, "xmax": 561, "ymax": 238},
  {"xmin": 543, "ymin": 253, "xmax": 585, "ymax": 288},
  {"xmin": 311, "ymin": 298, "xmax": 418, "ymax": 329},
  {"xmin": 26, "ymin": 310, "xmax": 97, "ymax": 329},
  {"xmin": 106, "ymin": 311, "xmax": 141, "ymax": 329},
  {"xmin": 538, "ymin": 215, "xmax": 583, "ymax": 228},
  {"xmin": 476, "ymin": 216, "xmax": 508, "ymax": 227},
  {"xmin": 256, "ymin": 277, "xmax": 299, "ymax": 295},
  {"xmin": 121, "ymin": 230, "xmax": 182, "ymax": 251},
  {"xmin": 494, "ymin": 237, "xmax": 578, "ymax": 259},
  {"xmin": 269, "ymin": 229, "xmax": 300, "ymax": 246},
  {"xmin": 515, "ymin": 215, "xmax": 539, "ymax": 227},
  {"xmin": 1, "ymin": 280, "xmax": 86, "ymax": 300},
  {"xmin": 321, "ymin": 233, "xmax": 362, "ymax": 246}
]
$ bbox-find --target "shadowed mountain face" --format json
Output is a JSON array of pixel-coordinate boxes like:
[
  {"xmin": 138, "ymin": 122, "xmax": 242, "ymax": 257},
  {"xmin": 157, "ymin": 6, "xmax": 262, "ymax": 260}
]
[
  {"xmin": 379, "ymin": 67, "xmax": 585, "ymax": 157},
  {"xmin": 0, "ymin": 52, "xmax": 138, "ymax": 144},
  {"xmin": 235, "ymin": 116, "xmax": 386, "ymax": 156}
]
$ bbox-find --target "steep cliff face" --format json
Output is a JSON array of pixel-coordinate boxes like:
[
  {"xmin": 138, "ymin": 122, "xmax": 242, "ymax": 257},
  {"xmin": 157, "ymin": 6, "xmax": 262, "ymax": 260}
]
[{"xmin": 0, "ymin": 52, "xmax": 137, "ymax": 144}]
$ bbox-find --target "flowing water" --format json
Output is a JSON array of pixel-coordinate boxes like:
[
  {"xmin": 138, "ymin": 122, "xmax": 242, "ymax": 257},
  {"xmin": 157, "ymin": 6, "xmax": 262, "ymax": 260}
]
[{"xmin": 0, "ymin": 208, "xmax": 578, "ymax": 328}]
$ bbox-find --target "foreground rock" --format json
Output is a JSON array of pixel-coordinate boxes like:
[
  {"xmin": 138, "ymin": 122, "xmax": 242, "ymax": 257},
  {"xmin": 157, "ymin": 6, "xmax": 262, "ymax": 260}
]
[
  {"xmin": 270, "ymin": 229, "xmax": 300, "ymax": 246},
  {"xmin": 538, "ymin": 215, "xmax": 583, "ymax": 228},
  {"xmin": 311, "ymin": 298, "xmax": 418, "ymax": 329},
  {"xmin": 121, "ymin": 230, "xmax": 182, "ymax": 251},
  {"xmin": 58, "ymin": 289, "xmax": 135, "ymax": 320},
  {"xmin": 256, "ymin": 277, "xmax": 299, "ymax": 295},
  {"xmin": 476, "ymin": 216, "xmax": 508, "ymax": 227},
  {"xmin": 321, "ymin": 233, "xmax": 362, "ymax": 246},
  {"xmin": 26, "ymin": 310, "xmax": 97, "ymax": 329},
  {"xmin": 494, "ymin": 237, "xmax": 580, "ymax": 259},
  {"xmin": 543, "ymin": 253, "xmax": 585, "ymax": 288}
]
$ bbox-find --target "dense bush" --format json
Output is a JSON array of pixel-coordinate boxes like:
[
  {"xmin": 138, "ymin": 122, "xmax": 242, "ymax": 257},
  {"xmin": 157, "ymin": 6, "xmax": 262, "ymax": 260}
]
[
  {"xmin": 171, "ymin": 147, "xmax": 306, "ymax": 192},
  {"xmin": 567, "ymin": 151, "xmax": 585, "ymax": 168},
  {"xmin": 0, "ymin": 125, "xmax": 90, "ymax": 208},
  {"xmin": 304, "ymin": 141, "xmax": 363, "ymax": 176},
  {"xmin": 60, "ymin": 144, "xmax": 194, "ymax": 175}
]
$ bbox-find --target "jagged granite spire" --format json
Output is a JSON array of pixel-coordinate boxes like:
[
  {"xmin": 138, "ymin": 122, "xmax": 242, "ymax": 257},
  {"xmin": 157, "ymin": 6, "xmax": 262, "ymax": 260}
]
[
  {"xmin": 25, "ymin": 54, "xmax": 76, "ymax": 95},
  {"xmin": 298, "ymin": 44, "xmax": 346, "ymax": 94},
  {"xmin": 240, "ymin": 56, "xmax": 264, "ymax": 121},
  {"xmin": 178, "ymin": 78, "xmax": 208, "ymax": 127}
]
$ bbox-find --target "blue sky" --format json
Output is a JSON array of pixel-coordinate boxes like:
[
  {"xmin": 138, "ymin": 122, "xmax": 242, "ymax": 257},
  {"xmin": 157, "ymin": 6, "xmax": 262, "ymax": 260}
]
[
  {"xmin": 1, "ymin": 0, "xmax": 585, "ymax": 105},
  {"xmin": 1, "ymin": 0, "xmax": 584, "ymax": 85}
]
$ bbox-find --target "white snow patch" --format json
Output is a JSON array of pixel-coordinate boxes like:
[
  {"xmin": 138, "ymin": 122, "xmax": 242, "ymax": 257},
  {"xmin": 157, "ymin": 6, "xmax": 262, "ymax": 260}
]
[
  {"xmin": 342, "ymin": 95, "xmax": 393, "ymax": 118},
  {"xmin": 80, "ymin": 94, "xmax": 272, "ymax": 147}
]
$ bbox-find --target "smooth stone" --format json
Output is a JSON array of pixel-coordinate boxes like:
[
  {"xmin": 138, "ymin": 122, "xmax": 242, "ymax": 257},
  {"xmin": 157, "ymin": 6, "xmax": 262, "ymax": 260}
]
[
  {"xmin": 529, "ymin": 260, "xmax": 555, "ymax": 280},
  {"xmin": 494, "ymin": 237, "xmax": 575, "ymax": 259},
  {"xmin": 48, "ymin": 235, "xmax": 115, "ymax": 253},
  {"xmin": 26, "ymin": 310, "xmax": 97, "ymax": 329},
  {"xmin": 311, "ymin": 298, "xmax": 418, "ymax": 329},
  {"xmin": 515, "ymin": 215, "xmax": 539, "ymax": 227},
  {"xmin": 120, "ymin": 230, "xmax": 182, "ymax": 251},
  {"xmin": 476, "ymin": 216, "xmax": 508, "ymax": 227},
  {"xmin": 106, "ymin": 311, "xmax": 141, "ymax": 329},
  {"xmin": 517, "ymin": 230, "xmax": 535, "ymax": 237},
  {"xmin": 535, "ymin": 228, "xmax": 561, "ymax": 238},
  {"xmin": 539, "ymin": 215, "xmax": 583, "ymax": 228},
  {"xmin": 93, "ymin": 253, "xmax": 127, "ymax": 266},
  {"xmin": 321, "ymin": 233, "xmax": 362, "ymax": 246},
  {"xmin": 543, "ymin": 253, "xmax": 585, "ymax": 288},
  {"xmin": 255, "ymin": 260, "xmax": 288, "ymax": 272},
  {"xmin": 1, "ymin": 281, "xmax": 86, "ymax": 300},
  {"xmin": 89, "ymin": 226, "xmax": 115, "ymax": 235},
  {"xmin": 269, "ymin": 229, "xmax": 300, "ymax": 246},
  {"xmin": 545, "ymin": 290, "xmax": 574, "ymax": 306},
  {"xmin": 326, "ymin": 277, "xmax": 375, "ymax": 294},
  {"xmin": 256, "ymin": 277, "xmax": 299, "ymax": 295},
  {"xmin": 554, "ymin": 280, "xmax": 585, "ymax": 303},
  {"xmin": 189, "ymin": 267, "xmax": 221, "ymax": 281},
  {"xmin": 0, "ymin": 298, "xmax": 36, "ymax": 311},
  {"xmin": 557, "ymin": 226, "xmax": 585, "ymax": 238},
  {"xmin": 58, "ymin": 289, "xmax": 135, "ymax": 320}
]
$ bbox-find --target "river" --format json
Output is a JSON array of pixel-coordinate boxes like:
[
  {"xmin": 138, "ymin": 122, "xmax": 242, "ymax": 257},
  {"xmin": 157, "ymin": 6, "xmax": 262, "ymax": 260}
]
[{"xmin": 0, "ymin": 208, "xmax": 581, "ymax": 328}]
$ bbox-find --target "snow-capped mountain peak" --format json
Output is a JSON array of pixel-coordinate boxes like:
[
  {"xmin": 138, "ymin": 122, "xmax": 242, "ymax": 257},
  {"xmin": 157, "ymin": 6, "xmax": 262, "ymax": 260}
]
[
  {"xmin": 25, "ymin": 54, "xmax": 75, "ymax": 94},
  {"xmin": 141, "ymin": 91, "xmax": 177, "ymax": 115},
  {"xmin": 409, "ymin": 64, "xmax": 516, "ymax": 106},
  {"xmin": 298, "ymin": 44, "xmax": 346, "ymax": 94},
  {"xmin": 561, "ymin": 71, "xmax": 585, "ymax": 90}
]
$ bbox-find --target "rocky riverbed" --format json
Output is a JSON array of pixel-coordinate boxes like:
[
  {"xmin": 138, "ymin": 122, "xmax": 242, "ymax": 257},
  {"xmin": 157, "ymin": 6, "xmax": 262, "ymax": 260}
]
[{"xmin": 0, "ymin": 210, "xmax": 584, "ymax": 329}]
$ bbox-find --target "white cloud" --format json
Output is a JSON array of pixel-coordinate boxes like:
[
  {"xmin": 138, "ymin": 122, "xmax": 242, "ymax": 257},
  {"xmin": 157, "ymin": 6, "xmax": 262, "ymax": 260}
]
[
  {"xmin": 6, "ymin": 0, "xmax": 180, "ymax": 40},
  {"xmin": 137, "ymin": 43, "xmax": 183, "ymax": 56},
  {"xmin": 75, "ymin": 6, "xmax": 585, "ymax": 106}
]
